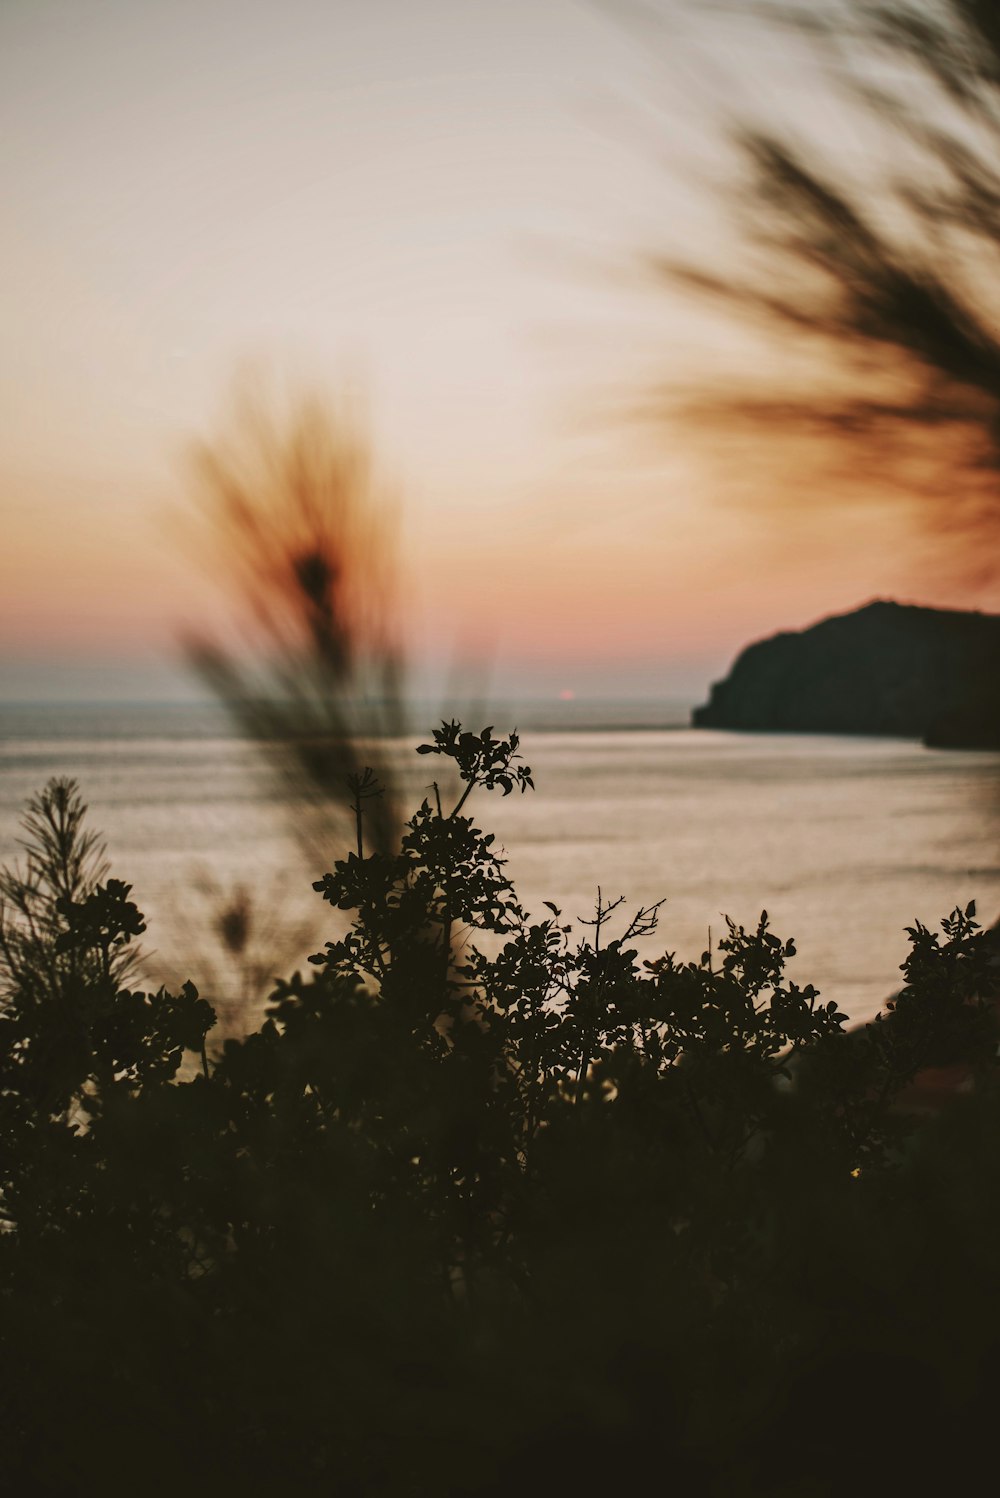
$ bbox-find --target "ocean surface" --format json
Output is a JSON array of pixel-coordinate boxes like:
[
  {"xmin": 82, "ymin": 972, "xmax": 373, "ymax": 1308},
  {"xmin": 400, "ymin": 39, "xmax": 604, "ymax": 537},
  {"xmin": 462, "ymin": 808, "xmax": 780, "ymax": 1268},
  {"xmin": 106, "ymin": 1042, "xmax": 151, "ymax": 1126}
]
[{"xmin": 1, "ymin": 701, "xmax": 998, "ymax": 1028}]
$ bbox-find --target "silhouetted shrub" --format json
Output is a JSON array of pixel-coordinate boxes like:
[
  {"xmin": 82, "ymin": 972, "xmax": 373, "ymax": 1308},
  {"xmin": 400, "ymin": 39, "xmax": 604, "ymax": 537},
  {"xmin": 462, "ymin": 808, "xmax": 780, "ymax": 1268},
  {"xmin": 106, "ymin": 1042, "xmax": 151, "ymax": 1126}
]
[{"xmin": 1, "ymin": 731, "xmax": 998, "ymax": 1496}]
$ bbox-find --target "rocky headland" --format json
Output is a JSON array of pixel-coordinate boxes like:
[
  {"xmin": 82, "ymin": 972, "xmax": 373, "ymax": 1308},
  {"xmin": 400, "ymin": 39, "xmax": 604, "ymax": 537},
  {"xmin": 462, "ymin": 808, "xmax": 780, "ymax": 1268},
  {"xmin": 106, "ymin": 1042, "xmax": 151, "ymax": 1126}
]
[{"xmin": 693, "ymin": 600, "xmax": 1000, "ymax": 749}]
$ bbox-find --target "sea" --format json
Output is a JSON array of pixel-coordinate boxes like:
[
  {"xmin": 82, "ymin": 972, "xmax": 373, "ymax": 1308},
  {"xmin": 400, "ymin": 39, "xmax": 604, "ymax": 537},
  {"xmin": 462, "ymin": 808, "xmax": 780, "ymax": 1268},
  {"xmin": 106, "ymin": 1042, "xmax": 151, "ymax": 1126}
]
[{"xmin": 1, "ymin": 699, "xmax": 998, "ymax": 1029}]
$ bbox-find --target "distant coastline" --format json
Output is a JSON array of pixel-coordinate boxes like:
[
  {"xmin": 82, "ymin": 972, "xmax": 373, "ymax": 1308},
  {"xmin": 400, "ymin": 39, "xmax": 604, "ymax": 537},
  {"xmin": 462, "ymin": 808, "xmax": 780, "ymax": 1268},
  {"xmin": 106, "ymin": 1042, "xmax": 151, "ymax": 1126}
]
[{"xmin": 693, "ymin": 600, "xmax": 1000, "ymax": 750}]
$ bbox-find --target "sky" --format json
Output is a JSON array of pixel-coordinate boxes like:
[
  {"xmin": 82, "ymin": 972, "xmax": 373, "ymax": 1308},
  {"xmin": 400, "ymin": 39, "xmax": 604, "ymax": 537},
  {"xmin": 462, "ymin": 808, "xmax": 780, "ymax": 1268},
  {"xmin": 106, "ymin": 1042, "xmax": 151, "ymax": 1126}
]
[{"xmin": 3, "ymin": 0, "xmax": 995, "ymax": 704}]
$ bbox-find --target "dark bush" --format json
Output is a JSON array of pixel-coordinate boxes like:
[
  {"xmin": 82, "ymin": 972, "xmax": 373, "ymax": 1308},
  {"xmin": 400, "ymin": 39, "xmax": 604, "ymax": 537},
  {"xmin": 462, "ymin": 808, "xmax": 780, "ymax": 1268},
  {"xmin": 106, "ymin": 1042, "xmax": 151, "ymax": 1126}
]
[{"xmin": 1, "ymin": 729, "xmax": 997, "ymax": 1496}]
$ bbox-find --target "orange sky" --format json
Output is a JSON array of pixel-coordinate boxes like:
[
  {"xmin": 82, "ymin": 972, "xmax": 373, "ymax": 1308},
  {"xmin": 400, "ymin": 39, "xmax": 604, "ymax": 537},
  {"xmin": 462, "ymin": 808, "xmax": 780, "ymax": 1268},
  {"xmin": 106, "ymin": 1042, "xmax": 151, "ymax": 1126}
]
[{"xmin": 2, "ymin": 0, "xmax": 996, "ymax": 703}]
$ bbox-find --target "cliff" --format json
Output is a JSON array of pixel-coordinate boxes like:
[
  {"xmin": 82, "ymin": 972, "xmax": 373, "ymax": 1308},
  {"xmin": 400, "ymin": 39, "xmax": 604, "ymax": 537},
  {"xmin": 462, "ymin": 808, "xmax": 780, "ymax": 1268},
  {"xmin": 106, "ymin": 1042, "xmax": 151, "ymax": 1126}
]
[{"xmin": 692, "ymin": 600, "xmax": 1000, "ymax": 748}]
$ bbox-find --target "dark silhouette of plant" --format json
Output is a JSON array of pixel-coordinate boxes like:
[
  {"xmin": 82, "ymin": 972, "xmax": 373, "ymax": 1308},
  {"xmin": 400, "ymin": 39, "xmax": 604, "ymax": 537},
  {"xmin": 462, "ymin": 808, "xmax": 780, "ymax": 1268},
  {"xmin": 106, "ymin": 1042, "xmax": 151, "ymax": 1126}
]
[
  {"xmin": 1, "ymin": 734, "xmax": 998, "ymax": 1496},
  {"xmin": 168, "ymin": 379, "xmax": 407, "ymax": 1033},
  {"xmin": 185, "ymin": 378, "xmax": 405, "ymax": 864},
  {"xmin": 0, "ymin": 779, "xmax": 143, "ymax": 1007},
  {"xmin": 651, "ymin": 0, "xmax": 1000, "ymax": 561}
]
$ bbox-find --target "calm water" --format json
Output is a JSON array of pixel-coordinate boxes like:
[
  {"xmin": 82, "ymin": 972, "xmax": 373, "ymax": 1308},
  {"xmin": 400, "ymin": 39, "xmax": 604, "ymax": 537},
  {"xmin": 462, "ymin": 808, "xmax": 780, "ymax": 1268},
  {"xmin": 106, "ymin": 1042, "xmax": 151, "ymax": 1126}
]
[{"xmin": 1, "ymin": 703, "xmax": 998, "ymax": 1026}]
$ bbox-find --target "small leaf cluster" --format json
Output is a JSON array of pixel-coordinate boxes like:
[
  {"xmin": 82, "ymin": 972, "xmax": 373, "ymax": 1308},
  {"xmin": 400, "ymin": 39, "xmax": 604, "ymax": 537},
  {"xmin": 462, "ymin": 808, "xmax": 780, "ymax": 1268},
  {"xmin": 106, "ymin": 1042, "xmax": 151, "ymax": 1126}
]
[{"xmin": 415, "ymin": 719, "xmax": 534, "ymax": 799}]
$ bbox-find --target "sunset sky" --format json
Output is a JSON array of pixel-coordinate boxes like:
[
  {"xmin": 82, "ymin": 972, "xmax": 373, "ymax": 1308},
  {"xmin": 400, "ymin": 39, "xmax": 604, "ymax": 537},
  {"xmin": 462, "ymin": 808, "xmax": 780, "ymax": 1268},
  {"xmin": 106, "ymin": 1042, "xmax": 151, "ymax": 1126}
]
[{"xmin": 3, "ymin": 0, "xmax": 994, "ymax": 704}]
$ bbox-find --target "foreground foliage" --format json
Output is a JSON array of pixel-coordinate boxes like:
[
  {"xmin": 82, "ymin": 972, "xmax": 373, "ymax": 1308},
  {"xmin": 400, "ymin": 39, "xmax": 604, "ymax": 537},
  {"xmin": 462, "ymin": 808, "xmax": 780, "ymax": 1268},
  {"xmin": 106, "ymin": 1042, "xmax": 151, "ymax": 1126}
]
[{"xmin": 1, "ymin": 732, "xmax": 998, "ymax": 1497}]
